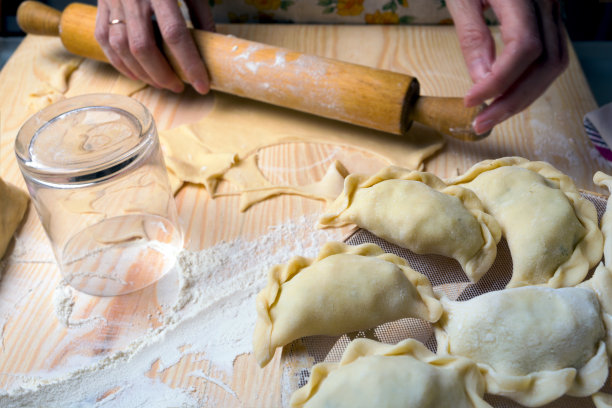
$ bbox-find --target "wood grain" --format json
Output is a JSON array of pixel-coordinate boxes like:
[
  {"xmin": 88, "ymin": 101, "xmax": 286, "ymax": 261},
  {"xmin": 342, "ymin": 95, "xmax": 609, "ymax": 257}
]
[{"xmin": 0, "ymin": 25, "xmax": 607, "ymax": 407}]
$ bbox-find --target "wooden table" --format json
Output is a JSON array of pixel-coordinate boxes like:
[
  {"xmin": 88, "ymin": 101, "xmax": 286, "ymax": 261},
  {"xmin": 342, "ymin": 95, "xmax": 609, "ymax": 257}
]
[{"xmin": 0, "ymin": 25, "xmax": 607, "ymax": 407}]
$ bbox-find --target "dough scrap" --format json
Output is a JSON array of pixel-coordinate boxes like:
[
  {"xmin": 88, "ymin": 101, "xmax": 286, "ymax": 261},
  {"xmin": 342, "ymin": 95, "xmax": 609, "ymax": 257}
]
[
  {"xmin": 318, "ymin": 166, "xmax": 502, "ymax": 283},
  {"xmin": 221, "ymin": 156, "xmax": 349, "ymax": 211},
  {"xmin": 26, "ymin": 47, "xmax": 83, "ymax": 114},
  {"xmin": 436, "ymin": 282, "xmax": 610, "ymax": 407},
  {"xmin": 0, "ymin": 178, "xmax": 29, "ymax": 259},
  {"xmin": 158, "ymin": 92, "xmax": 444, "ymax": 206},
  {"xmin": 290, "ymin": 338, "xmax": 491, "ymax": 408},
  {"xmin": 253, "ymin": 241, "xmax": 442, "ymax": 367},
  {"xmin": 449, "ymin": 157, "xmax": 602, "ymax": 288},
  {"xmin": 24, "ymin": 41, "xmax": 145, "ymax": 119},
  {"xmin": 33, "ymin": 47, "xmax": 83, "ymax": 94}
]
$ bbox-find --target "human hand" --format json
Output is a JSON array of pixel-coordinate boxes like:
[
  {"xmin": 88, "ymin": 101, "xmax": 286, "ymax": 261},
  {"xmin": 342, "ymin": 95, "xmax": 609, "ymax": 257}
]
[
  {"xmin": 95, "ymin": 0, "xmax": 214, "ymax": 94},
  {"xmin": 448, "ymin": 0, "xmax": 568, "ymax": 135}
]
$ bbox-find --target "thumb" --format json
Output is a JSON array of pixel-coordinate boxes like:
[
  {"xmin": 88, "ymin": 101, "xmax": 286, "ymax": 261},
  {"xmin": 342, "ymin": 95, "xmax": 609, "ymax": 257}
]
[{"xmin": 447, "ymin": 0, "xmax": 495, "ymax": 84}]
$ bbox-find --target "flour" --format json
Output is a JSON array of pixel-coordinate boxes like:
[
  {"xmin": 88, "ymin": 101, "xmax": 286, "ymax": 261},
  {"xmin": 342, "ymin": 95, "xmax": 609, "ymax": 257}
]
[
  {"xmin": 53, "ymin": 282, "xmax": 107, "ymax": 328},
  {"xmin": 0, "ymin": 214, "xmax": 341, "ymax": 407},
  {"xmin": 52, "ymin": 283, "xmax": 75, "ymax": 327},
  {"xmin": 188, "ymin": 369, "xmax": 238, "ymax": 400}
]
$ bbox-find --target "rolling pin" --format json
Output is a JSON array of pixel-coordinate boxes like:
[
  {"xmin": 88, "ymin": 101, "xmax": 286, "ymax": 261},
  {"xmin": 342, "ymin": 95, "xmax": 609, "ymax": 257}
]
[{"xmin": 17, "ymin": 1, "xmax": 490, "ymax": 141}]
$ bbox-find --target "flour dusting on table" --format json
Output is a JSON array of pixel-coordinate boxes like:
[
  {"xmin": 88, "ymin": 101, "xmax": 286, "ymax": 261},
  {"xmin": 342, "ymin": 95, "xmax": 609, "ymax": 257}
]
[{"xmin": 0, "ymin": 214, "xmax": 339, "ymax": 407}]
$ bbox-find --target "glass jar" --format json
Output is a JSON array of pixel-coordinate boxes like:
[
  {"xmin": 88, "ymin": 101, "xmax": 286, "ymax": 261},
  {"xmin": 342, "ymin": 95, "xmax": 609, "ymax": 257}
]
[{"xmin": 15, "ymin": 94, "xmax": 183, "ymax": 296}]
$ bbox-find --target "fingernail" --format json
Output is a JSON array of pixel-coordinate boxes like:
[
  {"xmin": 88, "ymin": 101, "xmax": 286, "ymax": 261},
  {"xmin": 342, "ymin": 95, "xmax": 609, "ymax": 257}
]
[
  {"xmin": 473, "ymin": 118, "xmax": 494, "ymax": 135},
  {"xmin": 193, "ymin": 79, "xmax": 209, "ymax": 95},
  {"xmin": 464, "ymin": 91, "xmax": 481, "ymax": 108}
]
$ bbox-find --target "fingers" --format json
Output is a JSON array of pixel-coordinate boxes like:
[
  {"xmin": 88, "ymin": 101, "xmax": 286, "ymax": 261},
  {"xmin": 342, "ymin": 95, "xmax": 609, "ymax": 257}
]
[
  {"xmin": 446, "ymin": 0, "xmax": 495, "ymax": 84},
  {"xmin": 96, "ymin": 0, "xmax": 162, "ymax": 88},
  {"xmin": 472, "ymin": 0, "xmax": 569, "ymax": 134},
  {"xmin": 151, "ymin": 0, "xmax": 210, "ymax": 94},
  {"xmin": 464, "ymin": 0, "xmax": 542, "ymax": 108},
  {"xmin": 95, "ymin": 0, "xmax": 138, "ymax": 81},
  {"xmin": 122, "ymin": 0, "xmax": 185, "ymax": 92},
  {"xmin": 450, "ymin": 0, "xmax": 569, "ymax": 134},
  {"xmin": 94, "ymin": 0, "xmax": 210, "ymax": 94}
]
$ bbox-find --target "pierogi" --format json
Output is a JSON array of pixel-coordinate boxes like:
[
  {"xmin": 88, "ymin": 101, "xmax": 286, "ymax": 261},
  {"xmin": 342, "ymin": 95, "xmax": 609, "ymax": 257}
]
[
  {"xmin": 450, "ymin": 157, "xmax": 602, "ymax": 288},
  {"xmin": 291, "ymin": 338, "xmax": 491, "ymax": 408},
  {"xmin": 253, "ymin": 242, "xmax": 442, "ymax": 367},
  {"xmin": 319, "ymin": 166, "xmax": 501, "ymax": 283},
  {"xmin": 436, "ymin": 274, "xmax": 612, "ymax": 406}
]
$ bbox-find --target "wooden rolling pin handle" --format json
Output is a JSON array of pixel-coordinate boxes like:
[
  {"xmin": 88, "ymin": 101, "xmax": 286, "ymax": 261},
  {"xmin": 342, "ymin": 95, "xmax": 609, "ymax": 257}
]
[
  {"xmin": 411, "ymin": 97, "xmax": 490, "ymax": 141},
  {"xmin": 16, "ymin": 1, "xmax": 61, "ymax": 36}
]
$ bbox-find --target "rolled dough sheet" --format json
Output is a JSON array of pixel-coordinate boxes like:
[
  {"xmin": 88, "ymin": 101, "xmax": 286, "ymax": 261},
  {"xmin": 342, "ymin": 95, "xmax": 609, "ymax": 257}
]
[
  {"xmin": 159, "ymin": 92, "xmax": 445, "ymax": 206},
  {"xmin": 28, "ymin": 46, "xmax": 83, "ymax": 113},
  {"xmin": 0, "ymin": 178, "xmax": 29, "ymax": 259},
  {"xmin": 11, "ymin": 38, "xmax": 145, "ymax": 126},
  {"xmin": 18, "ymin": 40, "xmax": 443, "ymax": 212}
]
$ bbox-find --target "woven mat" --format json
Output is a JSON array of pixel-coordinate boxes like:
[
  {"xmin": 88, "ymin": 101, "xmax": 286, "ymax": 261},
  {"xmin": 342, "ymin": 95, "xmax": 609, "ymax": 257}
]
[{"xmin": 281, "ymin": 191, "xmax": 612, "ymax": 407}]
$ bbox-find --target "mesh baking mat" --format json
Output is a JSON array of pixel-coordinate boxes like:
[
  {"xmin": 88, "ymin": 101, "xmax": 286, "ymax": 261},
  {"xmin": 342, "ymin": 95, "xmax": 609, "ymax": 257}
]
[{"xmin": 280, "ymin": 191, "xmax": 612, "ymax": 407}]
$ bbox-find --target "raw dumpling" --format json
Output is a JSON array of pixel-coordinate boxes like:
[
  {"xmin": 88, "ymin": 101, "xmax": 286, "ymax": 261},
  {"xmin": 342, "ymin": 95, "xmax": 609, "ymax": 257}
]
[
  {"xmin": 594, "ymin": 171, "xmax": 612, "ymax": 263},
  {"xmin": 0, "ymin": 178, "xmax": 29, "ymax": 259},
  {"xmin": 436, "ymin": 276, "xmax": 611, "ymax": 407},
  {"xmin": 253, "ymin": 242, "xmax": 442, "ymax": 367},
  {"xmin": 449, "ymin": 157, "xmax": 602, "ymax": 288},
  {"xmin": 290, "ymin": 338, "xmax": 491, "ymax": 408},
  {"xmin": 588, "ymin": 172, "xmax": 612, "ymax": 408},
  {"xmin": 318, "ymin": 166, "xmax": 501, "ymax": 283},
  {"xmin": 593, "ymin": 392, "xmax": 612, "ymax": 408}
]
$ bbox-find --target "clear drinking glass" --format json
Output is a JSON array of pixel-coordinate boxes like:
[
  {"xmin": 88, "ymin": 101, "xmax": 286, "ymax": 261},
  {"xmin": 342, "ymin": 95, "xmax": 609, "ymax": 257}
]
[{"xmin": 15, "ymin": 94, "xmax": 183, "ymax": 296}]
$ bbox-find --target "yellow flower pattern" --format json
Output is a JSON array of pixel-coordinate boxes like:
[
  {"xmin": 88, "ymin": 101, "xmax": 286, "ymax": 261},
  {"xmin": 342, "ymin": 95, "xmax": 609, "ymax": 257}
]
[
  {"xmin": 208, "ymin": 0, "xmax": 497, "ymax": 24},
  {"xmin": 365, "ymin": 10, "xmax": 399, "ymax": 24},
  {"xmin": 337, "ymin": 0, "xmax": 364, "ymax": 16}
]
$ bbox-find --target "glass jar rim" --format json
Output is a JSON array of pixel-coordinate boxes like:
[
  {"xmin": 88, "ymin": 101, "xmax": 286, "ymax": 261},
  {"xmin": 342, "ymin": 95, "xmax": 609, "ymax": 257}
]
[{"xmin": 15, "ymin": 93, "xmax": 155, "ymax": 185}]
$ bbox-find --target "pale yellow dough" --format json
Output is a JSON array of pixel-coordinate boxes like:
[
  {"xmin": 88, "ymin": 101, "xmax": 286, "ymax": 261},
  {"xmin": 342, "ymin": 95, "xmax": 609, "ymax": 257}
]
[
  {"xmin": 590, "ymin": 171, "xmax": 612, "ymax": 358},
  {"xmin": 436, "ymin": 271, "xmax": 612, "ymax": 407},
  {"xmin": 27, "ymin": 43, "xmax": 443, "ymax": 211},
  {"xmin": 594, "ymin": 392, "xmax": 612, "ymax": 408},
  {"xmin": 290, "ymin": 338, "xmax": 491, "ymax": 408},
  {"xmin": 594, "ymin": 171, "xmax": 612, "ymax": 263},
  {"xmin": 0, "ymin": 178, "xmax": 29, "ymax": 259},
  {"xmin": 158, "ymin": 92, "xmax": 444, "ymax": 206},
  {"xmin": 318, "ymin": 166, "xmax": 502, "ymax": 283},
  {"xmin": 449, "ymin": 157, "xmax": 602, "ymax": 288},
  {"xmin": 27, "ymin": 47, "xmax": 83, "ymax": 112},
  {"xmin": 19, "ymin": 39, "xmax": 146, "ymax": 123},
  {"xmin": 253, "ymin": 241, "xmax": 442, "ymax": 367},
  {"xmin": 219, "ymin": 156, "xmax": 349, "ymax": 211}
]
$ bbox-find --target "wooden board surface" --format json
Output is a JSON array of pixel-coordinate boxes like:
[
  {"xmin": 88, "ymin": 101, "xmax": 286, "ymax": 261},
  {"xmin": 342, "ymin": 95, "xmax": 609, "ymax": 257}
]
[{"xmin": 0, "ymin": 24, "xmax": 609, "ymax": 407}]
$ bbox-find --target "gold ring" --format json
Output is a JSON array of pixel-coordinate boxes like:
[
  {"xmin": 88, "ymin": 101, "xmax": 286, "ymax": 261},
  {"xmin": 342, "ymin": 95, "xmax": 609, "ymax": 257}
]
[{"xmin": 109, "ymin": 18, "xmax": 125, "ymax": 25}]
